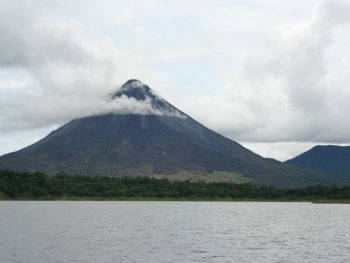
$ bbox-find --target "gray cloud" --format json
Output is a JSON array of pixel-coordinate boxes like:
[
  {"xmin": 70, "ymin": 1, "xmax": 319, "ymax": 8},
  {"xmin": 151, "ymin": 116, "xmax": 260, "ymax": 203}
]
[
  {"xmin": 0, "ymin": 0, "xmax": 153, "ymax": 132},
  {"xmin": 177, "ymin": 0, "xmax": 350, "ymax": 144}
]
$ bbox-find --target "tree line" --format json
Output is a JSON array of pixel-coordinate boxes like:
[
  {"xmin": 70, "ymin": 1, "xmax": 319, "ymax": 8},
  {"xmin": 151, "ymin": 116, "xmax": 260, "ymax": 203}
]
[{"xmin": 1, "ymin": 170, "xmax": 350, "ymax": 201}]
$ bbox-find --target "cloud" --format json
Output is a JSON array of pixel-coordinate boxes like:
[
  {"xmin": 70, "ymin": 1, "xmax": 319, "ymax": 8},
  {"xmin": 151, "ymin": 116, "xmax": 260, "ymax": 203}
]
[
  {"xmin": 0, "ymin": 0, "xmax": 148, "ymax": 132},
  {"xmin": 104, "ymin": 96, "xmax": 186, "ymax": 118},
  {"xmin": 175, "ymin": 0, "xmax": 350, "ymax": 144}
]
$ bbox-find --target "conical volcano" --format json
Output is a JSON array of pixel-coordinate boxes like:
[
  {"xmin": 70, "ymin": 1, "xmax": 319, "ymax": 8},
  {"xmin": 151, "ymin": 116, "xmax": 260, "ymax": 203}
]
[{"xmin": 0, "ymin": 80, "xmax": 346, "ymax": 186}]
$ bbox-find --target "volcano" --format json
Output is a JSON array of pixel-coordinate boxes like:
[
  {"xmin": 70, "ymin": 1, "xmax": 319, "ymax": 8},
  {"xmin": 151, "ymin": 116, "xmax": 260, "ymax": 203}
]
[{"xmin": 0, "ymin": 79, "xmax": 346, "ymax": 186}]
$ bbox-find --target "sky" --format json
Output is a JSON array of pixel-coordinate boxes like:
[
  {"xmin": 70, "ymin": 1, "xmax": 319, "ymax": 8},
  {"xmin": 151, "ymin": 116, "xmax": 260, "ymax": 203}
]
[{"xmin": 1, "ymin": 0, "xmax": 350, "ymax": 161}]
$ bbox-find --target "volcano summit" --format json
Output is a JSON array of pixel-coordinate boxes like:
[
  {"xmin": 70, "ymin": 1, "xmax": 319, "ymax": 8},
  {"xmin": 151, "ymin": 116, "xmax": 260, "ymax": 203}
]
[{"xmin": 0, "ymin": 80, "xmax": 346, "ymax": 186}]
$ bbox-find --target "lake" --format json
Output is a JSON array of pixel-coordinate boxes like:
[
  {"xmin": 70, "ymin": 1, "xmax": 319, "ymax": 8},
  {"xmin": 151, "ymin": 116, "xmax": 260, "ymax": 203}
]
[{"xmin": 0, "ymin": 201, "xmax": 349, "ymax": 262}]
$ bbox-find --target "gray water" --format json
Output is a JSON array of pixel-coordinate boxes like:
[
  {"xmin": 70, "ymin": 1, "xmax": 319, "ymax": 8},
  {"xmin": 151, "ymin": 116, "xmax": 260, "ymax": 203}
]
[{"xmin": 0, "ymin": 202, "xmax": 349, "ymax": 263}]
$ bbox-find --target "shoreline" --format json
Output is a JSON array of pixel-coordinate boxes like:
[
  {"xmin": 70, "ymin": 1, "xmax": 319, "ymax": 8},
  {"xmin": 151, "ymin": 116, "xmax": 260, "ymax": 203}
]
[{"xmin": 1, "ymin": 196, "xmax": 350, "ymax": 203}]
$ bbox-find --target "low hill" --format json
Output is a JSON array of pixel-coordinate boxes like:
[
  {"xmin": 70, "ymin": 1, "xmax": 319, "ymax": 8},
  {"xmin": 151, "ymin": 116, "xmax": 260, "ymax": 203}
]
[{"xmin": 286, "ymin": 145, "xmax": 350, "ymax": 175}]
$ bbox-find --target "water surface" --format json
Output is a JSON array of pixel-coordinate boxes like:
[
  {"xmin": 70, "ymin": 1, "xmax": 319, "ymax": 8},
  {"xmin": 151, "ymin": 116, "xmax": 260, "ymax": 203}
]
[{"xmin": 0, "ymin": 201, "xmax": 349, "ymax": 262}]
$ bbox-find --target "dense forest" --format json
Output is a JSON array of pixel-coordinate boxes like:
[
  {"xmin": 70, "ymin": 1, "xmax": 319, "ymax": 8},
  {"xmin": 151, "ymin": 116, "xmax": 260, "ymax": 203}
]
[{"xmin": 1, "ymin": 170, "xmax": 350, "ymax": 201}]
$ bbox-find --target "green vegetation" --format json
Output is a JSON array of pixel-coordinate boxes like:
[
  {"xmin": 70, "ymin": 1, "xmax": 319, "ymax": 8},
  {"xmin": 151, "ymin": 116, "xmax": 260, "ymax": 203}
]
[
  {"xmin": 1, "ymin": 170, "xmax": 350, "ymax": 202},
  {"xmin": 211, "ymin": 171, "xmax": 253, "ymax": 184}
]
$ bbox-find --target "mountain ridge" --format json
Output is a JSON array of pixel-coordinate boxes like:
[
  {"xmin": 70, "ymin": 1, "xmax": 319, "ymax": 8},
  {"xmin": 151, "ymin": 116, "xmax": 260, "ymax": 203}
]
[{"xmin": 286, "ymin": 145, "xmax": 350, "ymax": 175}]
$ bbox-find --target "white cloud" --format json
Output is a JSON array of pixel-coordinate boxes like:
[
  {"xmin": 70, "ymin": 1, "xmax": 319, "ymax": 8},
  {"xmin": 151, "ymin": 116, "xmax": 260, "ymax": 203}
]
[
  {"xmin": 0, "ymin": 0, "xmax": 151, "ymax": 132},
  {"xmin": 173, "ymin": 0, "xmax": 350, "ymax": 145}
]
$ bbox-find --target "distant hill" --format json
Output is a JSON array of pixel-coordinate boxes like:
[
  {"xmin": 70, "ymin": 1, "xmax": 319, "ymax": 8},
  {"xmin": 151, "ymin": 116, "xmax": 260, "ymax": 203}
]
[
  {"xmin": 286, "ymin": 145, "xmax": 350, "ymax": 175},
  {"xmin": 0, "ymin": 80, "xmax": 348, "ymax": 187}
]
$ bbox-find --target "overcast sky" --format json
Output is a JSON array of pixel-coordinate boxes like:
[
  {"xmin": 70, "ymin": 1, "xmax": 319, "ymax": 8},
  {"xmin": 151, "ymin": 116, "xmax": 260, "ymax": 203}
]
[{"xmin": 1, "ymin": 0, "xmax": 350, "ymax": 160}]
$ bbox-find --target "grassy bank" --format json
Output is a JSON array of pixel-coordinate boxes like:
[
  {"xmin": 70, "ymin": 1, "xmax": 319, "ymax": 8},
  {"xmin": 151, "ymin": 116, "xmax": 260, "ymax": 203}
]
[{"xmin": 1, "ymin": 170, "xmax": 350, "ymax": 202}]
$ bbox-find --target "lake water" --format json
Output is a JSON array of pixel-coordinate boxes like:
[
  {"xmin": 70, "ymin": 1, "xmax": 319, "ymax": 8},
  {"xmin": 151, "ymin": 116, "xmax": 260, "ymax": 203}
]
[{"xmin": 0, "ymin": 201, "xmax": 349, "ymax": 263}]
